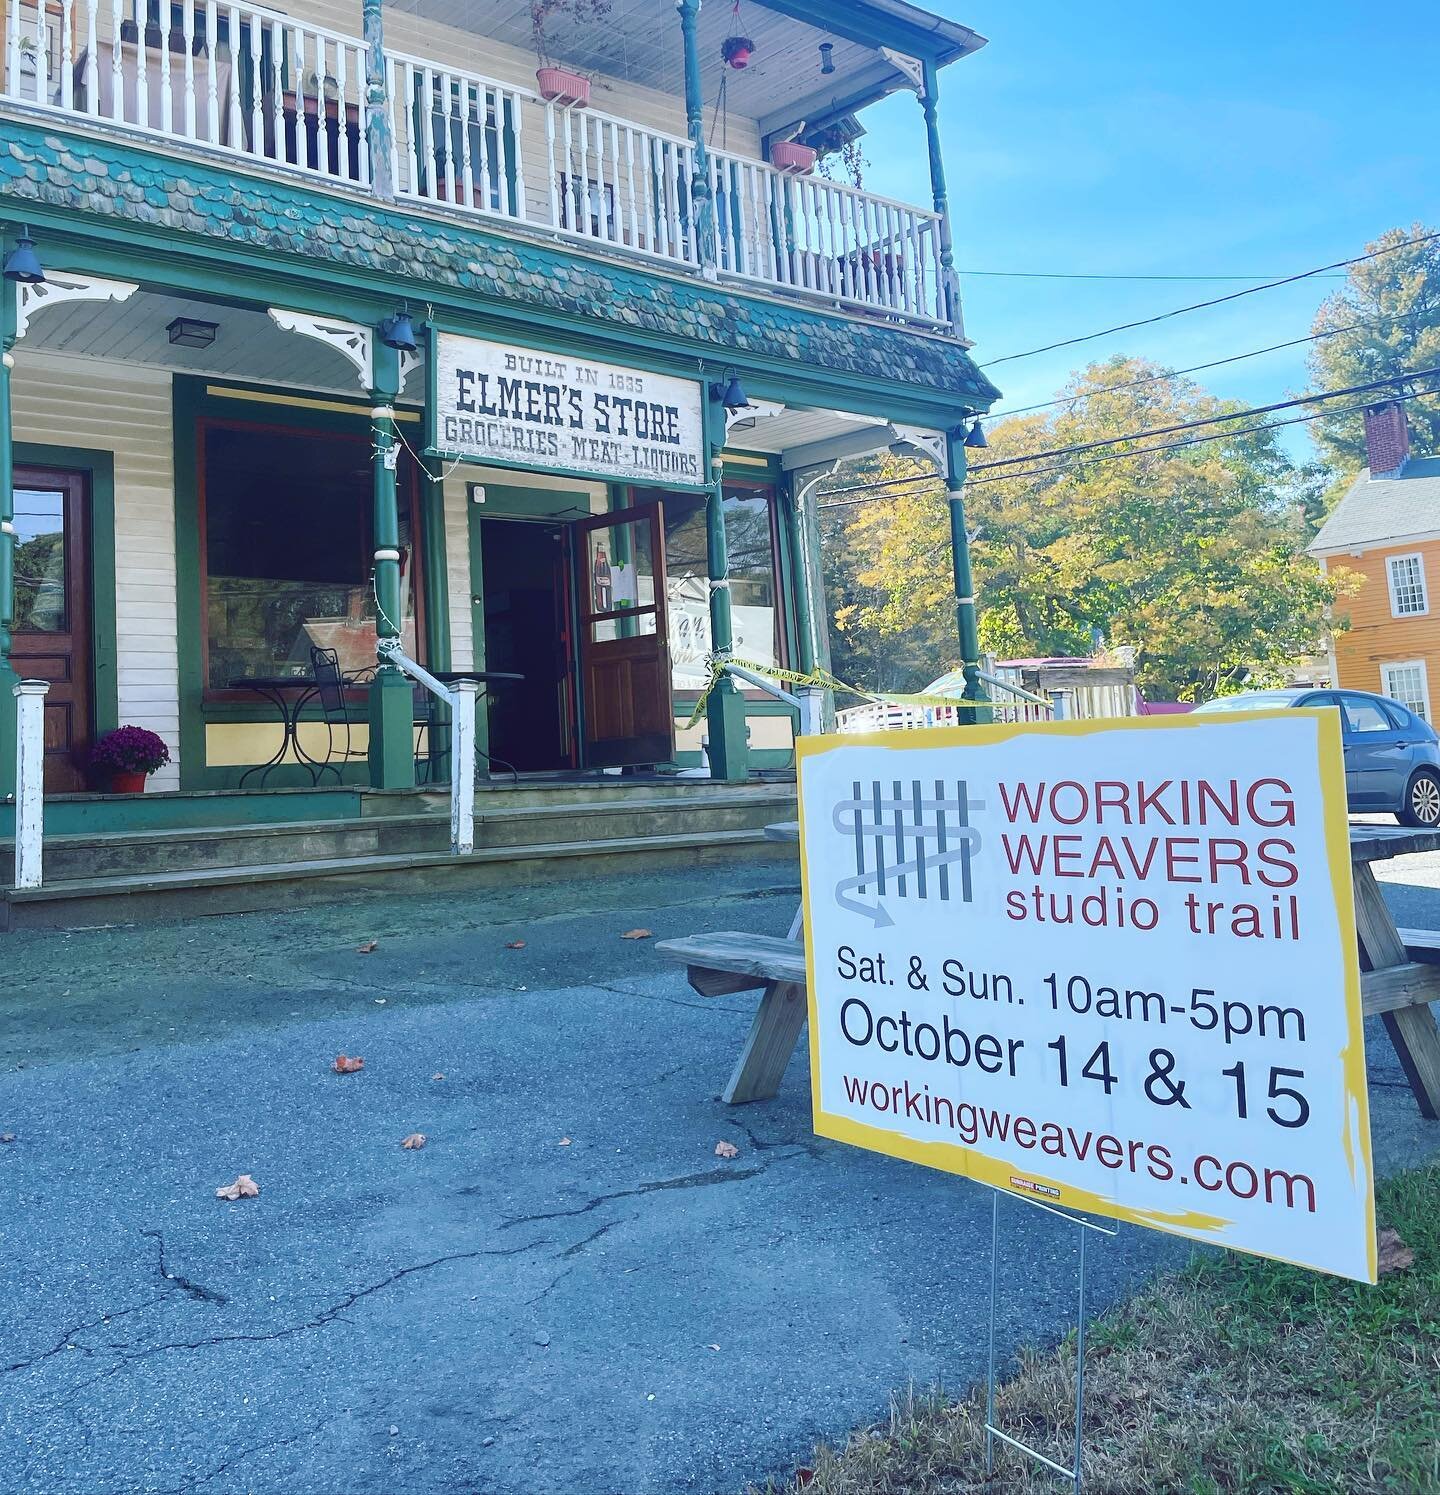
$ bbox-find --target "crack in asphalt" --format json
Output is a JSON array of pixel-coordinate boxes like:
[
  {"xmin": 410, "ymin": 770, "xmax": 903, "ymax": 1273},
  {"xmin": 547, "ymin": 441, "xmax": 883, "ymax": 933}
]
[
  {"xmin": 591, "ymin": 981, "xmax": 751, "ymax": 1016},
  {"xmin": 142, "ymin": 1229, "xmax": 229, "ymax": 1306},
  {"xmin": 495, "ymin": 1162, "xmax": 770, "ymax": 1227},
  {"xmin": 1, "ymin": 1297, "xmax": 158, "ymax": 1375}
]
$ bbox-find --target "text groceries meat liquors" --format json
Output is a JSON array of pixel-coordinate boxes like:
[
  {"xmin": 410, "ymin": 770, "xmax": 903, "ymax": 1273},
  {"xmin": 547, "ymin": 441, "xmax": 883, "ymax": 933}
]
[{"xmin": 797, "ymin": 716, "xmax": 1375, "ymax": 1282}]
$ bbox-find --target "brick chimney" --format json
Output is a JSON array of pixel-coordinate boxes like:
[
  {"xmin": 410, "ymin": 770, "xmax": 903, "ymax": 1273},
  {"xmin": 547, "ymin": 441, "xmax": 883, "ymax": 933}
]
[{"xmin": 1363, "ymin": 400, "xmax": 1410, "ymax": 478}]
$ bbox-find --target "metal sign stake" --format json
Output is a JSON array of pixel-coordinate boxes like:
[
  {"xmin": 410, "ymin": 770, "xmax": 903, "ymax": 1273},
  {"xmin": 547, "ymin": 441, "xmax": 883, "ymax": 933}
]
[{"xmin": 985, "ymin": 1187, "xmax": 1117, "ymax": 1493}]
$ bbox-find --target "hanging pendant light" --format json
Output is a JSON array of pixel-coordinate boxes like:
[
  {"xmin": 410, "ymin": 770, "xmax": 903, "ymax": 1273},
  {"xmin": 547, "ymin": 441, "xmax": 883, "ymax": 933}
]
[
  {"xmin": 964, "ymin": 419, "xmax": 989, "ymax": 449},
  {"xmin": 3, "ymin": 227, "xmax": 45, "ymax": 284},
  {"xmin": 380, "ymin": 309, "xmax": 418, "ymax": 352}
]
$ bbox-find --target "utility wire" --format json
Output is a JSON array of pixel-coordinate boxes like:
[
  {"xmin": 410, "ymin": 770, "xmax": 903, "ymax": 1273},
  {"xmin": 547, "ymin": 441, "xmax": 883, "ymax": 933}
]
[
  {"xmin": 979, "ymin": 307, "xmax": 1432, "ymax": 423},
  {"xmin": 809, "ymin": 368, "xmax": 1440, "ymax": 509},
  {"xmin": 976, "ymin": 230, "xmax": 1440, "ymax": 369},
  {"xmin": 817, "ymin": 388, "xmax": 1440, "ymax": 513},
  {"xmin": 960, "ymin": 269, "xmax": 1347, "ymax": 282}
]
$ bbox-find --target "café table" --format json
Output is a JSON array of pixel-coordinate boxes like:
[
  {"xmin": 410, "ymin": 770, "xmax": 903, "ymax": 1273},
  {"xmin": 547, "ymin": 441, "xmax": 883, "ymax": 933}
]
[{"xmin": 227, "ymin": 673, "xmax": 320, "ymax": 787}]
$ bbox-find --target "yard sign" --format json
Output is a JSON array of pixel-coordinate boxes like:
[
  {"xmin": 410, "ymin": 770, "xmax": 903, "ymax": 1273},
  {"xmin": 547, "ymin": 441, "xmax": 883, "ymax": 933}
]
[{"xmin": 797, "ymin": 710, "xmax": 1376, "ymax": 1283}]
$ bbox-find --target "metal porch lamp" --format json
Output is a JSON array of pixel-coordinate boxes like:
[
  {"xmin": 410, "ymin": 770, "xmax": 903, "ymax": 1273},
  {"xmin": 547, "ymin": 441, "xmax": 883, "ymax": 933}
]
[{"xmin": 3, "ymin": 228, "xmax": 45, "ymax": 284}]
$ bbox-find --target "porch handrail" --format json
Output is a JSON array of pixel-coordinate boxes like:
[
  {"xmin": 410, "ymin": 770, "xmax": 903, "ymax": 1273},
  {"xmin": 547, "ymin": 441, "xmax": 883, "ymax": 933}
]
[
  {"xmin": 721, "ymin": 662, "xmax": 824, "ymax": 737},
  {"xmin": 376, "ymin": 639, "xmax": 477, "ymax": 856}
]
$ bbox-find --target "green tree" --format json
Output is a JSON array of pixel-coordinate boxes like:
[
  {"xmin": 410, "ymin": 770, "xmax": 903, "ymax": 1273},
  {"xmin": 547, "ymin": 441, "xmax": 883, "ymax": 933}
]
[
  {"xmin": 828, "ymin": 357, "xmax": 1353, "ymax": 702},
  {"xmin": 1308, "ymin": 222, "xmax": 1440, "ymax": 472}
]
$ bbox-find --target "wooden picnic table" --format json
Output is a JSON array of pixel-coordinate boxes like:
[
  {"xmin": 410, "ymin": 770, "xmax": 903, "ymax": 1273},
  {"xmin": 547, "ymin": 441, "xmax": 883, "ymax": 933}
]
[
  {"xmin": 661, "ymin": 820, "xmax": 1440, "ymax": 1116},
  {"xmin": 1349, "ymin": 824, "xmax": 1440, "ymax": 1118}
]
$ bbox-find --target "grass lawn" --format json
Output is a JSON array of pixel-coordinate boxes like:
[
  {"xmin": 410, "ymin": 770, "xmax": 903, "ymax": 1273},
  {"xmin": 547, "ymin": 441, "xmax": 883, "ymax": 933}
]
[{"xmin": 754, "ymin": 1164, "xmax": 1440, "ymax": 1494}]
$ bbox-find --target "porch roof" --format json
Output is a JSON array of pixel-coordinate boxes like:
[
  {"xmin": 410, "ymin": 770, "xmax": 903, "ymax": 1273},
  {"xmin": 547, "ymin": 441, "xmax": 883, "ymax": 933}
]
[
  {"xmin": 389, "ymin": 0, "xmax": 986, "ymax": 143},
  {"xmin": 0, "ymin": 119, "xmax": 1002, "ymax": 411}
]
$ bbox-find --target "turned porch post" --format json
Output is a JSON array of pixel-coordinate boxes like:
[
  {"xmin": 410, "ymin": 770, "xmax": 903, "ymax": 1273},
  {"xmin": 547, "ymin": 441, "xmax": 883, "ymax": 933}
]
[
  {"xmin": 367, "ymin": 335, "xmax": 414, "ymax": 788},
  {"xmin": 362, "ymin": 0, "xmax": 394, "ymax": 201},
  {"xmin": 703, "ymin": 390, "xmax": 747, "ymax": 779},
  {"xmin": 920, "ymin": 59, "xmax": 962, "ymax": 334},
  {"xmin": 676, "ymin": 0, "xmax": 716, "ymax": 275},
  {"xmin": 0, "ymin": 274, "xmax": 18, "ymax": 795},
  {"xmin": 945, "ymin": 426, "xmax": 990, "ymax": 722}
]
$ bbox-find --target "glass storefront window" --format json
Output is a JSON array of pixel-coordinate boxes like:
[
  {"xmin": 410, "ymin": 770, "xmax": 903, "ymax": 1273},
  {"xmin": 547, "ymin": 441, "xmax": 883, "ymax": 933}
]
[
  {"xmin": 663, "ymin": 484, "xmax": 781, "ymax": 691},
  {"xmin": 201, "ymin": 424, "xmax": 419, "ymax": 691}
]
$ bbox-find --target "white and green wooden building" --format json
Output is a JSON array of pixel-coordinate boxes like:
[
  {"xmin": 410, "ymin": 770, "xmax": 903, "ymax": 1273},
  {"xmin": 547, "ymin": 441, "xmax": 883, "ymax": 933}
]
[{"xmin": 0, "ymin": 0, "xmax": 999, "ymax": 922}]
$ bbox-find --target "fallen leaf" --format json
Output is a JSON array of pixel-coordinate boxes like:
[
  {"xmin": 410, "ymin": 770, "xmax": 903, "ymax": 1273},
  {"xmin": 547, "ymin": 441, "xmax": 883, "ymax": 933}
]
[
  {"xmin": 333, "ymin": 1054, "xmax": 365, "ymax": 1074},
  {"xmin": 621, "ymin": 928, "xmax": 652, "ymax": 940},
  {"xmin": 707, "ymin": 1343, "xmax": 721, "ymax": 1352},
  {"xmin": 558, "ymin": 1136, "xmax": 572, "ymax": 1146},
  {"xmin": 797, "ymin": 1469, "xmax": 815, "ymax": 1487},
  {"xmin": 432, "ymin": 1073, "xmax": 446, "ymax": 1081},
  {"xmin": 374, "ymin": 998, "xmax": 387, "ymax": 1005},
  {"xmin": 356, "ymin": 940, "xmax": 379, "ymax": 954},
  {"xmin": 505, "ymin": 940, "xmax": 526, "ymax": 950},
  {"xmin": 1378, "ymin": 1226, "xmax": 1415, "ymax": 1275},
  {"xmin": 401, "ymin": 1133, "xmax": 427, "ymax": 1150},
  {"xmin": 714, "ymin": 1140, "xmax": 740, "ymax": 1160},
  {"xmin": 0, "ymin": 1133, "xmax": 15, "ymax": 1144},
  {"xmin": 215, "ymin": 1174, "xmax": 260, "ymax": 1201}
]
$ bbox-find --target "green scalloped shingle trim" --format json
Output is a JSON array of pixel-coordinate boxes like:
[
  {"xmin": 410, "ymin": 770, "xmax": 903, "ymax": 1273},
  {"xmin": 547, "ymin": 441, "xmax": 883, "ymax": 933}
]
[{"xmin": 1, "ymin": 119, "xmax": 1001, "ymax": 407}]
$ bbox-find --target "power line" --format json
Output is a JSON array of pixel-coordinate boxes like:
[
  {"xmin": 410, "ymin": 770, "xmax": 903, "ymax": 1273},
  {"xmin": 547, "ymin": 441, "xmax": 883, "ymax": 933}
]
[
  {"xmin": 960, "ymin": 269, "xmax": 1347, "ymax": 282},
  {"xmin": 976, "ymin": 230, "xmax": 1440, "ymax": 369},
  {"xmin": 969, "ymin": 368, "xmax": 1440, "ymax": 474},
  {"xmin": 812, "ymin": 377, "xmax": 1440, "ymax": 512},
  {"xmin": 979, "ymin": 308, "xmax": 1433, "ymax": 423},
  {"xmin": 817, "ymin": 390, "xmax": 1439, "ymax": 511}
]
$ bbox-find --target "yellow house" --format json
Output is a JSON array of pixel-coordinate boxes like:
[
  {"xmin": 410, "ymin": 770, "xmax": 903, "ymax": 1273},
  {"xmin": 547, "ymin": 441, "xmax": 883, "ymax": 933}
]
[{"xmin": 1311, "ymin": 402, "xmax": 1440, "ymax": 719}]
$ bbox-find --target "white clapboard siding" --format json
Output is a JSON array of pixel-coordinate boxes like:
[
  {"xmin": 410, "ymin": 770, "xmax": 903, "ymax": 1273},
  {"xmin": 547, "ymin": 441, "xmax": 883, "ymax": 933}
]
[
  {"xmin": 442, "ymin": 472, "xmax": 474, "ymax": 671},
  {"xmin": 10, "ymin": 352, "xmax": 181, "ymax": 789}
]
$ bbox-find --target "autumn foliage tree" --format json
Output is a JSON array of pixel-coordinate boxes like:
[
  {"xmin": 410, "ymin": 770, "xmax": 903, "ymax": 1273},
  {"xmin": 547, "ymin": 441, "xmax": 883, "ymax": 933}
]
[
  {"xmin": 827, "ymin": 357, "xmax": 1351, "ymax": 702},
  {"xmin": 1308, "ymin": 222, "xmax": 1440, "ymax": 473}
]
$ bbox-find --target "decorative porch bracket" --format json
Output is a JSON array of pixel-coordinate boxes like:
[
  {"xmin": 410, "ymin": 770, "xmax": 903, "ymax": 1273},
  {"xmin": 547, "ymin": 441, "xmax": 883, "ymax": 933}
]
[
  {"xmin": 13, "ymin": 271, "xmax": 139, "ymax": 341},
  {"xmin": 267, "ymin": 308, "xmax": 373, "ymax": 392},
  {"xmin": 945, "ymin": 426, "xmax": 990, "ymax": 721}
]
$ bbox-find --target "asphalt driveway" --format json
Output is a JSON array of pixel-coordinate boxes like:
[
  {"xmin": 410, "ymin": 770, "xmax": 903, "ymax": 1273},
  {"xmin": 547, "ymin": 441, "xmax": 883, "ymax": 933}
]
[{"xmin": 2, "ymin": 854, "xmax": 1438, "ymax": 1495}]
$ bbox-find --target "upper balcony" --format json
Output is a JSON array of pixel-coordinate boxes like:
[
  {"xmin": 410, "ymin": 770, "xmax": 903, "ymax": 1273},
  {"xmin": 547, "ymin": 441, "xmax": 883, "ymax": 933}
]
[{"xmin": 0, "ymin": 0, "xmax": 983, "ymax": 336}]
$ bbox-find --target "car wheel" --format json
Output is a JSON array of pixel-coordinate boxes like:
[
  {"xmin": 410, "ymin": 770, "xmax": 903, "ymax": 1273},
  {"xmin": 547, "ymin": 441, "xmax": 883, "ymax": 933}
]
[{"xmin": 1400, "ymin": 769, "xmax": 1440, "ymax": 828}]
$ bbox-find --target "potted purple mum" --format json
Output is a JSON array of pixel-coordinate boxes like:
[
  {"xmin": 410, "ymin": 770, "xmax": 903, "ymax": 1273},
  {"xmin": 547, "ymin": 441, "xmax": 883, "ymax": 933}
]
[{"xmin": 90, "ymin": 725, "xmax": 170, "ymax": 793}]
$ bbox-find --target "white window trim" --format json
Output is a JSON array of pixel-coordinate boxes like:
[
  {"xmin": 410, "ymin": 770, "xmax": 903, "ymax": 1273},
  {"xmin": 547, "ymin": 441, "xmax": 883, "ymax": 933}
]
[
  {"xmin": 1385, "ymin": 551, "xmax": 1429, "ymax": 617},
  {"xmin": 1381, "ymin": 659, "xmax": 1431, "ymax": 721}
]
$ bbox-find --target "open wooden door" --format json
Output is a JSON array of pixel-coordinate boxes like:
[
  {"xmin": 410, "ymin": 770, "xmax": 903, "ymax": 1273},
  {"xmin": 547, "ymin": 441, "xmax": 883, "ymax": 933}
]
[{"xmin": 574, "ymin": 503, "xmax": 675, "ymax": 768}]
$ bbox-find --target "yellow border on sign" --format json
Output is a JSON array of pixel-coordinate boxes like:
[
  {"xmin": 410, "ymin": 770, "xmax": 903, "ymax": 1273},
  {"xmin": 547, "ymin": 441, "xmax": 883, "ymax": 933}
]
[{"xmin": 795, "ymin": 708, "xmax": 1377, "ymax": 1283}]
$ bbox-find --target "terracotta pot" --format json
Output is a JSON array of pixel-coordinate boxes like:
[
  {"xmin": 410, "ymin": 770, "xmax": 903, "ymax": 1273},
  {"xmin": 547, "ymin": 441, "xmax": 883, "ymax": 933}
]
[
  {"xmin": 109, "ymin": 769, "xmax": 148, "ymax": 794},
  {"xmin": 769, "ymin": 141, "xmax": 817, "ymax": 175},
  {"xmin": 536, "ymin": 67, "xmax": 590, "ymax": 108}
]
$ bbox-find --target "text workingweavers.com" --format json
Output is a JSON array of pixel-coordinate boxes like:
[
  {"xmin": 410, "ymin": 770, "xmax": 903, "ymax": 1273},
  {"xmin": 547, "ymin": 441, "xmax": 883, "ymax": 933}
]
[{"xmin": 839, "ymin": 1074, "xmax": 1317, "ymax": 1212}]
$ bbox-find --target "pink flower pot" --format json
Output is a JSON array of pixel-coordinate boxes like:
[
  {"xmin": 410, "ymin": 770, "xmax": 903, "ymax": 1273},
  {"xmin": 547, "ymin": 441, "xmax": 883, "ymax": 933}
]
[
  {"xmin": 536, "ymin": 67, "xmax": 590, "ymax": 108},
  {"xmin": 769, "ymin": 141, "xmax": 817, "ymax": 175}
]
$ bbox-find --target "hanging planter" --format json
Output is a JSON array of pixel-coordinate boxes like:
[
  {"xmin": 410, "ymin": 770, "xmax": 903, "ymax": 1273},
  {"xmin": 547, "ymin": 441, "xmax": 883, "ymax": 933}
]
[
  {"xmin": 721, "ymin": 35, "xmax": 755, "ymax": 69},
  {"xmin": 770, "ymin": 140, "xmax": 817, "ymax": 175},
  {"xmin": 536, "ymin": 66, "xmax": 591, "ymax": 107}
]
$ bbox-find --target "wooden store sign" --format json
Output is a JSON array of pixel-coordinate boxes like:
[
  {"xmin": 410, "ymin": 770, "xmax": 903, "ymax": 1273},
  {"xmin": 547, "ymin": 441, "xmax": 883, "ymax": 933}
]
[{"xmin": 429, "ymin": 331, "xmax": 706, "ymax": 488}]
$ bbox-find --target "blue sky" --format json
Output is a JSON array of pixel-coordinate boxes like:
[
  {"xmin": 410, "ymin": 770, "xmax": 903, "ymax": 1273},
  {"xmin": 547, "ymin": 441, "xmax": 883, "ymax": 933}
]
[{"xmin": 861, "ymin": 0, "xmax": 1439, "ymax": 454}]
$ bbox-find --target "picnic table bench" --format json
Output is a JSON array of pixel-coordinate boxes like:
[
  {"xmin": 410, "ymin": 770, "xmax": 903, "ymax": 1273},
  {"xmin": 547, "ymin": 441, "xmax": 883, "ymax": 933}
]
[{"xmin": 659, "ymin": 821, "xmax": 1440, "ymax": 1116}]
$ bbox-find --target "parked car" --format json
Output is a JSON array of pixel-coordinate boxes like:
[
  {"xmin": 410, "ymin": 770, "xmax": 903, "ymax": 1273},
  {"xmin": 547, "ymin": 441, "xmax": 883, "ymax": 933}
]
[{"xmin": 1192, "ymin": 688, "xmax": 1440, "ymax": 826}]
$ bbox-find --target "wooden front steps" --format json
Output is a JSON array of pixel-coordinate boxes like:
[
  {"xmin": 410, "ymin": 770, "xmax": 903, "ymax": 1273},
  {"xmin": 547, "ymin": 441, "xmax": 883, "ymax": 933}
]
[{"xmin": 1, "ymin": 782, "xmax": 796, "ymax": 930}]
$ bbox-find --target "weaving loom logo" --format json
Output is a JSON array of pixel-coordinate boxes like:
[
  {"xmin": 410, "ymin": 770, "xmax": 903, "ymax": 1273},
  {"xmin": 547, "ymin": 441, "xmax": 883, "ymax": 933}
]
[{"xmin": 832, "ymin": 779, "xmax": 987, "ymax": 927}]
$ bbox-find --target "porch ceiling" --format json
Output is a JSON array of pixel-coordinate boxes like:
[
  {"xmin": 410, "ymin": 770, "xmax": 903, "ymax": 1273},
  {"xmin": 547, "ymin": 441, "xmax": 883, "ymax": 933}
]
[
  {"xmin": 727, "ymin": 404, "xmax": 938, "ymax": 463},
  {"xmin": 12, "ymin": 290, "xmax": 419, "ymax": 399},
  {"xmin": 387, "ymin": 0, "xmax": 981, "ymax": 140}
]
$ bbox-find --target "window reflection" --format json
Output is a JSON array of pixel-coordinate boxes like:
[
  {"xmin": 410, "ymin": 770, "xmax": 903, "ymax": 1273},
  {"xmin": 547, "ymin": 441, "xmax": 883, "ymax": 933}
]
[
  {"xmin": 663, "ymin": 486, "xmax": 780, "ymax": 690},
  {"xmin": 13, "ymin": 488, "xmax": 67, "ymax": 633},
  {"xmin": 202, "ymin": 425, "xmax": 419, "ymax": 689}
]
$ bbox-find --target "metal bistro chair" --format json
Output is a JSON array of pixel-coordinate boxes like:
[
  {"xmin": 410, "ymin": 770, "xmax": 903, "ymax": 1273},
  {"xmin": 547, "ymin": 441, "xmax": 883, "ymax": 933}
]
[{"xmin": 305, "ymin": 645, "xmax": 371, "ymax": 782}]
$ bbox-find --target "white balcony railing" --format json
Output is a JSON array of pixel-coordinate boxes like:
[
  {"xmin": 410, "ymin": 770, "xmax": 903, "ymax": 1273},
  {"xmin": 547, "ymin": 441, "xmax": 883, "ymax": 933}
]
[{"xmin": 1, "ymin": 0, "xmax": 953, "ymax": 328}]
